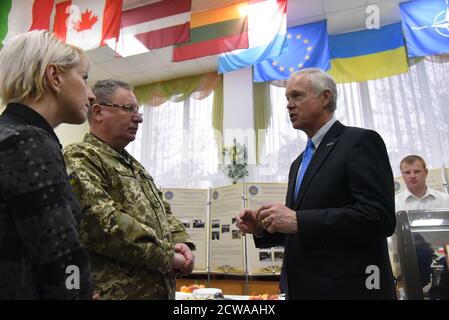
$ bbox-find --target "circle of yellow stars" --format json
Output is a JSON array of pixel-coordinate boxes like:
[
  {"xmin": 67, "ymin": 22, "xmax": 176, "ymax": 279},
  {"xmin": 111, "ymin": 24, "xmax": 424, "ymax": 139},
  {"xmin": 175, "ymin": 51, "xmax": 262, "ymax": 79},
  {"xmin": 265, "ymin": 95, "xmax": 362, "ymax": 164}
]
[{"xmin": 272, "ymin": 33, "xmax": 313, "ymax": 74}]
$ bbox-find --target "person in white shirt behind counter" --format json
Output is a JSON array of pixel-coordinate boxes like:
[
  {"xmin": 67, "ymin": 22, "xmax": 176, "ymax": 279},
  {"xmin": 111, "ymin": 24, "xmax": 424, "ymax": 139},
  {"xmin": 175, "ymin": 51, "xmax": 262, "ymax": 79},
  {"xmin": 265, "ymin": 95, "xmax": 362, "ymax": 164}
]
[
  {"xmin": 396, "ymin": 155, "xmax": 449, "ymax": 211},
  {"xmin": 390, "ymin": 155, "xmax": 449, "ymax": 297}
]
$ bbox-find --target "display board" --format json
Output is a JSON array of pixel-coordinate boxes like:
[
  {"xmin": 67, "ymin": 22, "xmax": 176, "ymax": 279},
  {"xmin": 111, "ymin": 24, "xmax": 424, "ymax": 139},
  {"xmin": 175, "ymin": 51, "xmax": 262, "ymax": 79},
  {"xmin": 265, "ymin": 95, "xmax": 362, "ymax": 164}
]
[
  {"xmin": 209, "ymin": 184, "xmax": 246, "ymax": 274},
  {"xmin": 162, "ymin": 188, "xmax": 209, "ymax": 272},
  {"xmin": 446, "ymin": 168, "xmax": 449, "ymax": 193},
  {"xmin": 163, "ymin": 183, "xmax": 289, "ymax": 275},
  {"xmin": 245, "ymin": 183, "xmax": 288, "ymax": 275},
  {"xmin": 394, "ymin": 176, "xmax": 406, "ymax": 195},
  {"xmin": 427, "ymin": 168, "xmax": 445, "ymax": 192}
]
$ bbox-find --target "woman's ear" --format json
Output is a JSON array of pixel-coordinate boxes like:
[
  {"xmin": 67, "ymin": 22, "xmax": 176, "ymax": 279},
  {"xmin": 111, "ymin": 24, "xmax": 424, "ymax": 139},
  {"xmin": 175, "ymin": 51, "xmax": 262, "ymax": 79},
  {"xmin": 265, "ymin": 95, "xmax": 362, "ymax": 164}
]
[{"xmin": 46, "ymin": 64, "xmax": 63, "ymax": 96}]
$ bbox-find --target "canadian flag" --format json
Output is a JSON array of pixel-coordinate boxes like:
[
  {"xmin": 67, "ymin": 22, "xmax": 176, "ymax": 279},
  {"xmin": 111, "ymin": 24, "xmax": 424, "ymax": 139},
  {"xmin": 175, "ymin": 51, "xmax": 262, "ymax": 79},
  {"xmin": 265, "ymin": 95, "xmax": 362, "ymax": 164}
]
[{"xmin": 53, "ymin": 0, "xmax": 122, "ymax": 51}]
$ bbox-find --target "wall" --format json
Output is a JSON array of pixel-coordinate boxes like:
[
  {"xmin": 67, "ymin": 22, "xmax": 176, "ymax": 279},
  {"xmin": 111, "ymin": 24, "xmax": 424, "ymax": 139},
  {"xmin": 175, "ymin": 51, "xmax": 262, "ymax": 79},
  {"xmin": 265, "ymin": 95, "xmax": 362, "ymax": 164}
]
[
  {"xmin": 223, "ymin": 67, "xmax": 259, "ymax": 180},
  {"xmin": 54, "ymin": 121, "xmax": 90, "ymax": 147}
]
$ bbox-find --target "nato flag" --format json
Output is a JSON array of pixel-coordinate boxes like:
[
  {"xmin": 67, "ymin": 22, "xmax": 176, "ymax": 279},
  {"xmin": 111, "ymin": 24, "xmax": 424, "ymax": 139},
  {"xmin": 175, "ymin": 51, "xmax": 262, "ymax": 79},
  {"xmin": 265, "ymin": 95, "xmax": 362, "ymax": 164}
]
[{"xmin": 400, "ymin": 0, "xmax": 449, "ymax": 57}]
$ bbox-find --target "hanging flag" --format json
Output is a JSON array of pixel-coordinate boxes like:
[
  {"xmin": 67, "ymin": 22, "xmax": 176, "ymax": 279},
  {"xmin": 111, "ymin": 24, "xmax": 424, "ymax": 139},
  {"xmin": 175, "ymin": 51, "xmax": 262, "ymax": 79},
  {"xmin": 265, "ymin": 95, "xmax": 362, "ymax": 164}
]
[
  {"xmin": 400, "ymin": 0, "xmax": 449, "ymax": 57},
  {"xmin": 253, "ymin": 20, "xmax": 330, "ymax": 82},
  {"xmin": 328, "ymin": 22, "xmax": 409, "ymax": 83},
  {"xmin": 0, "ymin": 0, "xmax": 54, "ymax": 46},
  {"xmin": 110, "ymin": 0, "xmax": 190, "ymax": 56},
  {"xmin": 217, "ymin": 0, "xmax": 287, "ymax": 74},
  {"xmin": 172, "ymin": 1, "xmax": 249, "ymax": 62},
  {"xmin": 53, "ymin": 0, "xmax": 122, "ymax": 51}
]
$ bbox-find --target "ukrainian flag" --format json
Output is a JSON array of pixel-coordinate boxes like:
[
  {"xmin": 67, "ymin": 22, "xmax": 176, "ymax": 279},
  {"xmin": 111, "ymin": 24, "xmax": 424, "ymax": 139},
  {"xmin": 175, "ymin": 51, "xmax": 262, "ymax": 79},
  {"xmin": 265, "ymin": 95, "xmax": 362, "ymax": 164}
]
[{"xmin": 328, "ymin": 22, "xmax": 409, "ymax": 83}]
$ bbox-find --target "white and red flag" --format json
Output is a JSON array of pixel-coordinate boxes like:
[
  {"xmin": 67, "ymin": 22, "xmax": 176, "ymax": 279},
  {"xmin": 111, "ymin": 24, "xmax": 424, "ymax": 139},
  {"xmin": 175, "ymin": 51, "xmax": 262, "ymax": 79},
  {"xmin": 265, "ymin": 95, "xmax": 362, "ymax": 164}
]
[
  {"xmin": 108, "ymin": 0, "xmax": 191, "ymax": 57},
  {"xmin": 53, "ymin": 0, "xmax": 122, "ymax": 51}
]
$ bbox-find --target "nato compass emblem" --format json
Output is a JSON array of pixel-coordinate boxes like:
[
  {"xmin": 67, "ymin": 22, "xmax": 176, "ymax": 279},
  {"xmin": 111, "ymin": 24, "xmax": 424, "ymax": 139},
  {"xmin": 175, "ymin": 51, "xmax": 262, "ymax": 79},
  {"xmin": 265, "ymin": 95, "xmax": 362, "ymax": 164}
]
[{"xmin": 412, "ymin": 0, "xmax": 449, "ymax": 37}]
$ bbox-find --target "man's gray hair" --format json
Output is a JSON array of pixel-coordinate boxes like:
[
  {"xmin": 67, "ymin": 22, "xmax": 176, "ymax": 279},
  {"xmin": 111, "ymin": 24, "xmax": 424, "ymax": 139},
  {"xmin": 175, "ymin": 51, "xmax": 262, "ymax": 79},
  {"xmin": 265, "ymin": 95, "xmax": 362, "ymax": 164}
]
[
  {"xmin": 292, "ymin": 68, "xmax": 338, "ymax": 113},
  {"xmin": 88, "ymin": 79, "xmax": 132, "ymax": 120}
]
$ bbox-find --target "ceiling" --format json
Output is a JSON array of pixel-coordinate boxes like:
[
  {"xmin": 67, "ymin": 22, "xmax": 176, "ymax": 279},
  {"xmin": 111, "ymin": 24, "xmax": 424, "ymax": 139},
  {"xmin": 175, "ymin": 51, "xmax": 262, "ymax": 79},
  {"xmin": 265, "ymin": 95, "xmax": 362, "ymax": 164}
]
[{"xmin": 83, "ymin": 0, "xmax": 409, "ymax": 87}]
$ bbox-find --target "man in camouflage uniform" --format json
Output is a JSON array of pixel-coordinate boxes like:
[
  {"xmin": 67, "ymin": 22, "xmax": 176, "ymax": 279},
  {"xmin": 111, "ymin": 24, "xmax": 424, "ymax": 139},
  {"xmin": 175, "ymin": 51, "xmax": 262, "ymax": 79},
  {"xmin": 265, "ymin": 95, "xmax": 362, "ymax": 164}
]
[{"xmin": 63, "ymin": 79, "xmax": 195, "ymax": 299}]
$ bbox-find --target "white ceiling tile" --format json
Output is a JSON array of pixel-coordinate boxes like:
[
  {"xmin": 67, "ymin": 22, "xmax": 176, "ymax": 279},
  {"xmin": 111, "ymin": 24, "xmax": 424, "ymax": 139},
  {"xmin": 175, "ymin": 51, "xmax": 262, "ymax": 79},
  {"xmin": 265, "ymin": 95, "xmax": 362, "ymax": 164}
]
[
  {"xmin": 126, "ymin": 51, "xmax": 165, "ymax": 71},
  {"xmin": 151, "ymin": 46, "xmax": 175, "ymax": 65},
  {"xmin": 170, "ymin": 61, "xmax": 204, "ymax": 78},
  {"xmin": 327, "ymin": 6, "xmax": 370, "ymax": 34},
  {"xmin": 287, "ymin": 0, "xmax": 324, "ymax": 26},
  {"xmin": 197, "ymin": 56, "xmax": 219, "ymax": 73},
  {"xmin": 87, "ymin": 63, "xmax": 112, "ymax": 84},
  {"xmin": 86, "ymin": 46, "xmax": 118, "ymax": 63},
  {"xmin": 366, "ymin": 0, "xmax": 398, "ymax": 4},
  {"xmin": 143, "ymin": 68, "xmax": 178, "ymax": 83},
  {"xmin": 376, "ymin": 1, "xmax": 402, "ymax": 25},
  {"xmin": 119, "ymin": 72, "xmax": 152, "ymax": 87},
  {"xmin": 323, "ymin": 0, "xmax": 366, "ymax": 14},
  {"xmin": 98, "ymin": 58, "xmax": 140, "ymax": 77},
  {"xmin": 89, "ymin": 63, "xmax": 109, "ymax": 76},
  {"xmin": 288, "ymin": 15, "xmax": 326, "ymax": 28}
]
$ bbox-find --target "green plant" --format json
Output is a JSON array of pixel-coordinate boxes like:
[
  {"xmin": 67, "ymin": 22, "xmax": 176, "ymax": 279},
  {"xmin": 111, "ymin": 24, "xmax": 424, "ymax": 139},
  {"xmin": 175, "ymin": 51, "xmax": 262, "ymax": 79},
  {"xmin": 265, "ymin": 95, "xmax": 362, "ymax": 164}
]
[{"xmin": 222, "ymin": 139, "xmax": 249, "ymax": 184}]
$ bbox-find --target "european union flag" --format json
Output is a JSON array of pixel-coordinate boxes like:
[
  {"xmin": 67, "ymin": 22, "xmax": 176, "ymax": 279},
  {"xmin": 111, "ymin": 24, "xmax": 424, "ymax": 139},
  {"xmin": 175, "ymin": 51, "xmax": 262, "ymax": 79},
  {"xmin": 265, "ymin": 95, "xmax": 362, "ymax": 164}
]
[
  {"xmin": 253, "ymin": 20, "xmax": 330, "ymax": 82},
  {"xmin": 400, "ymin": 0, "xmax": 449, "ymax": 57}
]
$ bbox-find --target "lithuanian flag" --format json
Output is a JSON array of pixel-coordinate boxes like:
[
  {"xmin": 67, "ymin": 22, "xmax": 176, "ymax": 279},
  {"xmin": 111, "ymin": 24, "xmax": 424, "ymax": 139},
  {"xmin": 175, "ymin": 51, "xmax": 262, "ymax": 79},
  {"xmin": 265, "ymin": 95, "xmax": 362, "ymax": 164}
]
[{"xmin": 172, "ymin": 1, "xmax": 249, "ymax": 62}]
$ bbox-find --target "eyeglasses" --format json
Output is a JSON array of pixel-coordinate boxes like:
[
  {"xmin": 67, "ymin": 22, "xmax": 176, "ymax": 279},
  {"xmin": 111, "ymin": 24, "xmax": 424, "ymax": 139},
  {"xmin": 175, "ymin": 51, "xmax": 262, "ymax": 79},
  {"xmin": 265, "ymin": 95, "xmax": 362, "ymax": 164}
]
[{"xmin": 96, "ymin": 102, "xmax": 141, "ymax": 115}]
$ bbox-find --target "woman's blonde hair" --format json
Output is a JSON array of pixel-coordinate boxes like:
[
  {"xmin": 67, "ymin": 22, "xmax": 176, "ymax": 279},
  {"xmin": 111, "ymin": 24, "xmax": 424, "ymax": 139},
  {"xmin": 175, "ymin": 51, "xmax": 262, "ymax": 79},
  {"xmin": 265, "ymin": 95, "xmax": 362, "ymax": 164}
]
[{"xmin": 0, "ymin": 30, "xmax": 87, "ymax": 105}]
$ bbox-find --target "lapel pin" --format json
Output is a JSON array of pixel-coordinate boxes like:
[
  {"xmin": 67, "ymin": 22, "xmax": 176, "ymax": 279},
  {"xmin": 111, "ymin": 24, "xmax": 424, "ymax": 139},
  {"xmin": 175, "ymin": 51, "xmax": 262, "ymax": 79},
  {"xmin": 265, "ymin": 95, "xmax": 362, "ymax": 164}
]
[{"xmin": 326, "ymin": 142, "xmax": 334, "ymax": 147}]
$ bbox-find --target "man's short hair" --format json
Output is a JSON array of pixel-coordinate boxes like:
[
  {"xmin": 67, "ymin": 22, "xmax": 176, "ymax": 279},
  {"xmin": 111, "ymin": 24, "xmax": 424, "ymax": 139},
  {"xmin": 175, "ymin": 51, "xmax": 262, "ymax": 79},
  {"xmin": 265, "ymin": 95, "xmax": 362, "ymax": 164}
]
[
  {"xmin": 400, "ymin": 155, "xmax": 427, "ymax": 171},
  {"xmin": 290, "ymin": 68, "xmax": 338, "ymax": 112},
  {"xmin": 88, "ymin": 79, "xmax": 132, "ymax": 121}
]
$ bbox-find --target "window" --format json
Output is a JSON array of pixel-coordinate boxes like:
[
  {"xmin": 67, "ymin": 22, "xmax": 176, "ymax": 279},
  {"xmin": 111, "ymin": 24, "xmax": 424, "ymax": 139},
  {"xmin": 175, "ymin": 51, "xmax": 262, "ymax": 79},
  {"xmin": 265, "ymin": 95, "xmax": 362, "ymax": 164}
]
[
  {"xmin": 126, "ymin": 93, "xmax": 223, "ymax": 188},
  {"xmin": 266, "ymin": 59, "xmax": 449, "ymax": 177}
]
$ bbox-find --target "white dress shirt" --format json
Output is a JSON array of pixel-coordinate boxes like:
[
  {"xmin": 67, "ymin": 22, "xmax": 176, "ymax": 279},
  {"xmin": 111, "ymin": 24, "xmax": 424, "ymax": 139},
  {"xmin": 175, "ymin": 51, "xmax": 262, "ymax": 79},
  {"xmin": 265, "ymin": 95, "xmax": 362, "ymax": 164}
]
[{"xmin": 395, "ymin": 186, "xmax": 449, "ymax": 212}]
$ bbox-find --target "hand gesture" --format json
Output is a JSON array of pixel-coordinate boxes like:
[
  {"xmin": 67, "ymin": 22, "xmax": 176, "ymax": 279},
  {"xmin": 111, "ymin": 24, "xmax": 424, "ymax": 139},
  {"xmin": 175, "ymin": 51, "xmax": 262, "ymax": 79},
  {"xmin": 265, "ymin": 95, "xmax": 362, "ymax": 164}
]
[
  {"xmin": 174, "ymin": 243, "xmax": 195, "ymax": 275},
  {"xmin": 235, "ymin": 208, "xmax": 264, "ymax": 236}
]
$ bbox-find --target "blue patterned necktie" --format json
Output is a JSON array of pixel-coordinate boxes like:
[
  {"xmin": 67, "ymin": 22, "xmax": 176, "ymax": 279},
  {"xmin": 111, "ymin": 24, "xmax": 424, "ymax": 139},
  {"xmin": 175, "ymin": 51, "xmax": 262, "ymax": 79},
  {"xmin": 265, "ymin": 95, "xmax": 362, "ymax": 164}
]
[{"xmin": 294, "ymin": 139, "xmax": 315, "ymax": 201}]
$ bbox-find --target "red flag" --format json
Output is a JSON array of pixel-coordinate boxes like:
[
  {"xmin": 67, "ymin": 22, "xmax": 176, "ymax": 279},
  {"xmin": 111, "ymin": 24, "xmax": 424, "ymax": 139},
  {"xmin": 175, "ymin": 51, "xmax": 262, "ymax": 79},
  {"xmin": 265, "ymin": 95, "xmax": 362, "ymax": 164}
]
[{"xmin": 119, "ymin": 0, "xmax": 191, "ymax": 51}]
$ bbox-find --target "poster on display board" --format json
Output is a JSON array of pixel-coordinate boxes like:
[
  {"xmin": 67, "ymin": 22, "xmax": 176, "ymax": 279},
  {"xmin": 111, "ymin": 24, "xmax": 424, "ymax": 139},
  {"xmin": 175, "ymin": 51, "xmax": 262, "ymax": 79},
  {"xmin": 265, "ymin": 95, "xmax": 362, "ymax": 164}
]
[
  {"xmin": 162, "ymin": 188, "xmax": 209, "ymax": 272},
  {"xmin": 427, "ymin": 168, "xmax": 445, "ymax": 192},
  {"xmin": 394, "ymin": 176, "xmax": 406, "ymax": 195},
  {"xmin": 244, "ymin": 182, "xmax": 288, "ymax": 275},
  {"xmin": 209, "ymin": 184, "xmax": 246, "ymax": 274},
  {"xmin": 445, "ymin": 168, "xmax": 449, "ymax": 194}
]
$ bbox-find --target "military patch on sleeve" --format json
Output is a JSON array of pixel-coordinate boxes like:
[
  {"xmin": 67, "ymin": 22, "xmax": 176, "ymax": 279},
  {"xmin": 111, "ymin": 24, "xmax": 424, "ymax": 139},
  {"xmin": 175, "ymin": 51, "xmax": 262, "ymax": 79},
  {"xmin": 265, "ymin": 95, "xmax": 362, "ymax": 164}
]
[{"xmin": 68, "ymin": 173, "xmax": 77, "ymax": 187}]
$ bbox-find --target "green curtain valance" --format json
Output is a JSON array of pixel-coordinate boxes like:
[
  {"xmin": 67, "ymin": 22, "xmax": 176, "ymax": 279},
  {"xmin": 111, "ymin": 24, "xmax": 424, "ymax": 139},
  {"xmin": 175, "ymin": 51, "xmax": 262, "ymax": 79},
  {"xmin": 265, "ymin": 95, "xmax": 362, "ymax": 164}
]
[{"xmin": 134, "ymin": 72, "xmax": 220, "ymax": 106}]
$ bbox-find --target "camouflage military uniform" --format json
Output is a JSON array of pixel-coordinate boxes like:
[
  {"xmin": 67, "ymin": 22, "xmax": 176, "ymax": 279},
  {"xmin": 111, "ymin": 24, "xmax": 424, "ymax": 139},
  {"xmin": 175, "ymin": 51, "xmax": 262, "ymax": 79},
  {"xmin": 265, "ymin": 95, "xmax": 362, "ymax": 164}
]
[{"xmin": 63, "ymin": 133, "xmax": 193, "ymax": 300}]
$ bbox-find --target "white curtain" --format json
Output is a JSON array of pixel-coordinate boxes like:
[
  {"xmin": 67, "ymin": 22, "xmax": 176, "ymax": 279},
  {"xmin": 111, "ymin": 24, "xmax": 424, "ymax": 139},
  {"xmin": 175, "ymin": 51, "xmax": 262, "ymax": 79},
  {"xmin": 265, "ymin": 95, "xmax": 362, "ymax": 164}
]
[
  {"xmin": 128, "ymin": 58, "xmax": 449, "ymax": 188},
  {"xmin": 126, "ymin": 93, "xmax": 225, "ymax": 188},
  {"xmin": 262, "ymin": 59, "xmax": 449, "ymax": 179}
]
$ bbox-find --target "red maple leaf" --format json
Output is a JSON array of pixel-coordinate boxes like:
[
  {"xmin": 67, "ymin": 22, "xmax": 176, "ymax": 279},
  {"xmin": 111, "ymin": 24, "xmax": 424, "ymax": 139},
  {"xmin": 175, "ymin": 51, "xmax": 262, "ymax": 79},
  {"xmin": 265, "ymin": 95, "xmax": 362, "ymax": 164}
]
[{"xmin": 73, "ymin": 9, "xmax": 98, "ymax": 32}]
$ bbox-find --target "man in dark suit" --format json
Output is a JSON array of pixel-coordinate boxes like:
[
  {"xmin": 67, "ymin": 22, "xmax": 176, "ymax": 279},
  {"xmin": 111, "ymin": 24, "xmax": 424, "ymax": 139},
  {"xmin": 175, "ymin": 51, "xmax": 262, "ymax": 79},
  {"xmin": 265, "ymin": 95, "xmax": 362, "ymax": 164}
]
[{"xmin": 236, "ymin": 68, "xmax": 396, "ymax": 299}]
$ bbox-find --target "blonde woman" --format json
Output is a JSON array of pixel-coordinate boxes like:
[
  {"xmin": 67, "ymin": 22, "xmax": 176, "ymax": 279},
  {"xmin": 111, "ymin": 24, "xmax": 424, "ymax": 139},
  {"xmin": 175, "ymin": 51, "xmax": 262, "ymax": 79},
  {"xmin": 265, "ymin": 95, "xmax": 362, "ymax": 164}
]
[{"xmin": 0, "ymin": 30, "xmax": 94, "ymax": 299}]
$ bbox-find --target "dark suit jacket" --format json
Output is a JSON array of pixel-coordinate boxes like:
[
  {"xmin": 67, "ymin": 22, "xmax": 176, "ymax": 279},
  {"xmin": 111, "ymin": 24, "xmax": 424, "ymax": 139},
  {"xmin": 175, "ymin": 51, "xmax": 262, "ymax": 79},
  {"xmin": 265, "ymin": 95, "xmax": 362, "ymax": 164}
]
[{"xmin": 254, "ymin": 121, "xmax": 396, "ymax": 299}]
